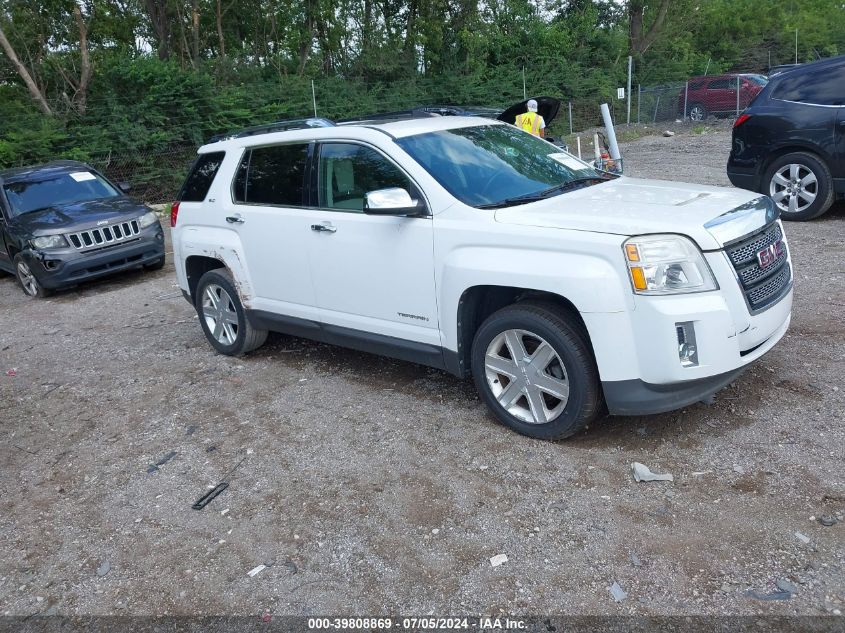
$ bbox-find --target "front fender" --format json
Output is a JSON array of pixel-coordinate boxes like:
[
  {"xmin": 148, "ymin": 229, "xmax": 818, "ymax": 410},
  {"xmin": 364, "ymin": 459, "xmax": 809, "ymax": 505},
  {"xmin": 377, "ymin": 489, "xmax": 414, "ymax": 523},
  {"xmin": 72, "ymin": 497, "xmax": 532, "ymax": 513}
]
[{"xmin": 438, "ymin": 244, "xmax": 632, "ymax": 353}]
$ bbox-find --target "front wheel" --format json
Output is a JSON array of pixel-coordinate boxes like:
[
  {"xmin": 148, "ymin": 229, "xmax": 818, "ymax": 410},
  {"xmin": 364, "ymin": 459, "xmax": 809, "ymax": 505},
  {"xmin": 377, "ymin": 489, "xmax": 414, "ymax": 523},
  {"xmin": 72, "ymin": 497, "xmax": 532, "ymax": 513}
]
[
  {"xmin": 764, "ymin": 152, "xmax": 834, "ymax": 221},
  {"xmin": 688, "ymin": 103, "xmax": 707, "ymax": 122},
  {"xmin": 195, "ymin": 268, "xmax": 267, "ymax": 355},
  {"xmin": 14, "ymin": 255, "xmax": 52, "ymax": 298},
  {"xmin": 471, "ymin": 302, "xmax": 602, "ymax": 440}
]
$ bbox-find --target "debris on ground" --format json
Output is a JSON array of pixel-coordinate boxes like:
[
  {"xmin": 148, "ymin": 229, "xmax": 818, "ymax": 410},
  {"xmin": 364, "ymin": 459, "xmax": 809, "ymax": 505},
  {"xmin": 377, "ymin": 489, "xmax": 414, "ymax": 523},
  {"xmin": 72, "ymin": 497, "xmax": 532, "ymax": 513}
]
[
  {"xmin": 6, "ymin": 368, "xmax": 17, "ymax": 377},
  {"xmin": 795, "ymin": 531, "xmax": 811, "ymax": 544},
  {"xmin": 776, "ymin": 579, "xmax": 798, "ymax": 595},
  {"xmin": 283, "ymin": 558, "xmax": 298, "ymax": 574},
  {"xmin": 247, "ymin": 564, "xmax": 266, "ymax": 577},
  {"xmin": 192, "ymin": 482, "xmax": 229, "ymax": 510},
  {"xmin": 631, "ymin": 462, "xmax": 674, "ymax": 482},
  {"xmin": 609, "ymin": 581, "xmax": 627, "ymax": 602},
  {"xmin": 146, "ymin": 451, "xmax": 177, "ymax": 473},
  {"xmin": 663, "ymin": 130, "xmax": 675, "ymax": 137},
  {"xmin": 745, "ymin": 588, "xmax": 791, "ymax": 601},
  {"xmin": 732, "ymin": 465, "xmax": 746, "ymax": 474},
  {"xmin": 96, "ymin": 561, "xmax": 111, "ymax": 577},
  {"xmin": 691, "ymin": 470, "xmax": 713, "ymax": 476},
  {"xmin": 630, "ymin": 553, "xmax": 642, "ymax": 567},
  {"xmin": 490, "ymin": 554, "xmax": 508, "ymax": 567},
  {"xmin": 818, "ymin": 515, "xmax": 837, "ymax": 527}
]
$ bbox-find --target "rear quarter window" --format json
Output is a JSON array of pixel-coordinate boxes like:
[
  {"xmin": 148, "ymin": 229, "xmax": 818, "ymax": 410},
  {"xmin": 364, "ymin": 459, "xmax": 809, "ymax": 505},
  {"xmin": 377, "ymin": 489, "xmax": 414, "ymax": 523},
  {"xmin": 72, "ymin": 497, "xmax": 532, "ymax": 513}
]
[
  {"xmin": 772, "ymin": 65, "xmax": 845, "ymax": 105},
  {"xmin": 178, "ymin": 151, "xmax": 226, "ymax": 202}
]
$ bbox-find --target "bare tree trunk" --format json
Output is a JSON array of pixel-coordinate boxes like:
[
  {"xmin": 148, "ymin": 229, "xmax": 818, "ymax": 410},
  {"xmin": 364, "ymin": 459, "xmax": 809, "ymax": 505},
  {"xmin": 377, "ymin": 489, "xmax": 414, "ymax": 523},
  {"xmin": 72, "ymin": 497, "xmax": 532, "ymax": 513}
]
[
  {"xmin": 216, "ymin": 0, "xmax": 226, "ymax": 58},
  {"xmin": 143, "ymin": 0, "xmax": 172, "ymax": 60},
  {"xmin": 191, "ymin": 0, "xmax": 200, "ymax": 62},
  {"xmin": 0, "ymin": 23, "xmax": 52, "ymax": 115},
  {"xmin": 629, "ymin": 0, "xmax": 671, "ymax": 55},
  {"xmin": 73, "ymin": 4, "xmax": 92, "ymax": 115}
]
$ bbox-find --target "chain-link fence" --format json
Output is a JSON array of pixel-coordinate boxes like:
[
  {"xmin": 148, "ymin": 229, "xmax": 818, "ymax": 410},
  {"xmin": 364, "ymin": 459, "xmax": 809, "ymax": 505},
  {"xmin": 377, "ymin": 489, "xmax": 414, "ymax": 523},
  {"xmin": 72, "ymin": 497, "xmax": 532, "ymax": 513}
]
[{"xmin": 89, "ymin": 145, "xmax": 196, "ymax": 204}]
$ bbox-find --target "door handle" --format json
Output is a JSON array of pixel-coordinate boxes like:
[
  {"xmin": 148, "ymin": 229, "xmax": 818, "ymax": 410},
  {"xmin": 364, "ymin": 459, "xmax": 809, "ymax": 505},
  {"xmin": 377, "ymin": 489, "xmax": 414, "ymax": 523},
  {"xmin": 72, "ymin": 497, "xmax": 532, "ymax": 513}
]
[
  {"xmin": 311, "ymin": 223, "xmax": 337, "ymax": 233},
  {"xmin": 226, "ymin": 215, "xmax": 245, "ymax": 224}
]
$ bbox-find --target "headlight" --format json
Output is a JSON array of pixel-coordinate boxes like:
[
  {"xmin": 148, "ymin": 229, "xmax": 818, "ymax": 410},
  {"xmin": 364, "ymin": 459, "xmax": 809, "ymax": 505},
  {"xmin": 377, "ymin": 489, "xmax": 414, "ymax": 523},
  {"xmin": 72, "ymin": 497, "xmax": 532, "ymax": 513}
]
[
  {"xmin": 138, "ymin": 211, "xmax": 160, "ymax": 228},
  {"xmin": 31, "ymin": 235, "xmax": 68, "ymax": 249},
  {"xmin": 623, "ymin": 234, "xmax": 718, "ymax": 295}
]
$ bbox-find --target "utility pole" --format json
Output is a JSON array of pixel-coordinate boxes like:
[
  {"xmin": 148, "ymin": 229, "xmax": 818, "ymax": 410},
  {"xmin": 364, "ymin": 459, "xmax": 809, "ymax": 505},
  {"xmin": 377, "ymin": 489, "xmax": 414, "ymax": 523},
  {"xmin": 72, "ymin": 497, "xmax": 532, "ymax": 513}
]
[{"xmin": 626, "ymin": 56, "xmax": 633, "ymax": 125}]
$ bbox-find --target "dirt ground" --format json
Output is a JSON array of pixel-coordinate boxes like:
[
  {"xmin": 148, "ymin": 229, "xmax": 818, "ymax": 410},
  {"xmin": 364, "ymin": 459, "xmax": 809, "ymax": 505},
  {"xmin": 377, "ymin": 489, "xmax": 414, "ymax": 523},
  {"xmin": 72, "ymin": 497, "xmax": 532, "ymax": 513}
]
[{"xmin": 1, "ymin": 125, "xmax": 843, "ymax": 621}]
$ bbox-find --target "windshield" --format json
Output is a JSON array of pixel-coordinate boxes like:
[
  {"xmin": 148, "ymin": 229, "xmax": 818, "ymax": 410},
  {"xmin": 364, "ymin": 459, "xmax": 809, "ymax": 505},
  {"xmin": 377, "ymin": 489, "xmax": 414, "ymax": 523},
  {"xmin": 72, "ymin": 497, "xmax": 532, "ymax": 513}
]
[
  {"xmin": 396, "ymin": 124, "xmax": 605, "ymax": 208},
  {"xmin": 3, "ymin": 170, "xmax": 121, "ymax": 217}
]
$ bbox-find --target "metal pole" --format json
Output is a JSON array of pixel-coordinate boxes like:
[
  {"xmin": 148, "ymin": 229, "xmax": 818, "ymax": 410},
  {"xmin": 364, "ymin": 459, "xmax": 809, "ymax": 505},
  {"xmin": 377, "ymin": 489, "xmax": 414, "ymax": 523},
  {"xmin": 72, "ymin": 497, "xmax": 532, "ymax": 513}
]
[
  {"xmin": 736, "ymin": 75, "xmax": 740, "ymax": 116},
  {"xmin": 311, "ymin": 80, "xmax": 317, "ymax": 117},
  {"xmin": 795, "ymin": 29, "xmax": 798, "ymax": 64},
  {"xmin": 576, "ymin": 136, "xmax": 582, "ymax": 159},
  {"xmin": 653, "ymin": 95, "xmax": 660, "ymax": 123},
  {"xmin": 684, "ymin": 81, "xmax": 689, "ymax": 120},
  {"xmin": 626, "ymin": 55, "xmax": 632, "ymax": 125},
  {"xmin": 568, "ymin": 101, "xmax": 573, "ymax": 134},
  {"xmin": 637, "ymin": 84, "xmax": 641, "ymax": 124},
  {"xmin": 600, "ymin": 103, "xmax": 621, "ymax": 161},
  {"xmin": 704, "ymin": 57, "xmax": 711, "ymax": 75}
]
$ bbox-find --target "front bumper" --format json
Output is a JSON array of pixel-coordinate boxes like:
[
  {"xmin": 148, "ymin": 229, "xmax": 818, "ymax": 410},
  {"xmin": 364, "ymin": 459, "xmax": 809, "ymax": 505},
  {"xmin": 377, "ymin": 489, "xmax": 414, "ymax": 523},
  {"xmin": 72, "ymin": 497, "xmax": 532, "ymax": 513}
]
[{"xmin": 22, "ymin": 224, "xmax": 165, "ymax": 289}]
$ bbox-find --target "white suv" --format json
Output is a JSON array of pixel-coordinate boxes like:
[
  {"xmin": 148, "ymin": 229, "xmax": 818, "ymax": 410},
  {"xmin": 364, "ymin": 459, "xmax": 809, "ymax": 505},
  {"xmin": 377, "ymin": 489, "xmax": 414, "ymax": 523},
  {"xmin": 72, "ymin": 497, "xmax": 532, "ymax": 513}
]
[{"xmin": 171, "ymin": 116, "xmax": 793, "ymax": 440}]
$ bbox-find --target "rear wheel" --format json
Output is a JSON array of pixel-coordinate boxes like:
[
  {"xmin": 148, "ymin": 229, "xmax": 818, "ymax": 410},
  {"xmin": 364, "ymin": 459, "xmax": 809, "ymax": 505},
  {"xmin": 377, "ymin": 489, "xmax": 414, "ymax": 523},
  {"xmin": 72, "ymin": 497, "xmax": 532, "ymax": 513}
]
[
  {"xmin": 14, "ymin": 255, "xmax": 52, "ymax": 298},
  {"xmin": 764, "ymin": 152, "xmax": 834, "ymax": 221},
  {"xmin": 688, "ymin": 103, "xmax": 707, "ymax": 122},
  {"xmin": 195, "ymin": 268, "xmax": 267, "ymax": 355},
  {"xmin": 471, "ymin": 302, "xmax": 601, "ymax": 440}
]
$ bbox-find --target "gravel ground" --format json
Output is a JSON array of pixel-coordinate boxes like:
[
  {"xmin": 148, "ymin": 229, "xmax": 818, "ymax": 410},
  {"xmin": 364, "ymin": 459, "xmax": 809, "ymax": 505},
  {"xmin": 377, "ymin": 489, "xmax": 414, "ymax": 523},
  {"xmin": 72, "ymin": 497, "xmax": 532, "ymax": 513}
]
[{"xmin": 1, "ymin": 126, "xmax": 843, "ymax": 620}]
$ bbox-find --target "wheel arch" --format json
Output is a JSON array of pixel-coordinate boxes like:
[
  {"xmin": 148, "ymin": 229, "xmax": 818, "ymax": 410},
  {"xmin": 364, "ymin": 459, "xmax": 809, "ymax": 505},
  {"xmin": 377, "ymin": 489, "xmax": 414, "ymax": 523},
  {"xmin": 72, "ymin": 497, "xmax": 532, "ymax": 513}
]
[
  {"xmin": 185, "ymin": 255, "xmax": 227, "ymax": 302},
  {"xmin": 449, "ymin": 285, "xmax": 593, "ymax": 379}
]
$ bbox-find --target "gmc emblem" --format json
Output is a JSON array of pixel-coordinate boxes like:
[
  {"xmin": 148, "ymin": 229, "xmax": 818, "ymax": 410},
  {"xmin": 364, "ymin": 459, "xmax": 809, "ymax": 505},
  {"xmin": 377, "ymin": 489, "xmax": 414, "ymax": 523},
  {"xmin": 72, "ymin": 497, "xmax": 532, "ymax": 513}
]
[{"xmin": 757, "ymin": 240, "xmax": 784, "ymax": 269}]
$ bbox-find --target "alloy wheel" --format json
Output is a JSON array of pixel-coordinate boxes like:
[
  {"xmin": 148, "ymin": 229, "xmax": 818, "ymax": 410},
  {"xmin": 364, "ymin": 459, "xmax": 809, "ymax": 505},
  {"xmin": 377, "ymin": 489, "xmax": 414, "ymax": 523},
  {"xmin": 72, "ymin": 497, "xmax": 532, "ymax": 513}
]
[
  {"xmin": 484, "ymin": 329, "xmax": 570, "ymax": 425},
  {"xmin": 201, "ymin": 283, "xmax": 240, "ymax": 345},
  {"xmin": 770, "ymin": 163, "xmax": 817, "ymax": 214},
  {"xmin": 16, "ymin": 261, "xmax": 39, "ymax": 296}
]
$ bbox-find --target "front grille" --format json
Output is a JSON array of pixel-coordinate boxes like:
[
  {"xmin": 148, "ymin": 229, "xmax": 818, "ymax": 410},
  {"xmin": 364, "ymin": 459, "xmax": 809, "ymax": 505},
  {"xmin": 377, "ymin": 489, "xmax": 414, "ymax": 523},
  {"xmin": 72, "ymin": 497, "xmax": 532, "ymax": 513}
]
[
  {"xmin": 68, "ymin": 220, "xmax": 140, "ymax": 251},
  {"xmin": 725, "ymin": 221, "xmax": 792, "ymax": 312}
]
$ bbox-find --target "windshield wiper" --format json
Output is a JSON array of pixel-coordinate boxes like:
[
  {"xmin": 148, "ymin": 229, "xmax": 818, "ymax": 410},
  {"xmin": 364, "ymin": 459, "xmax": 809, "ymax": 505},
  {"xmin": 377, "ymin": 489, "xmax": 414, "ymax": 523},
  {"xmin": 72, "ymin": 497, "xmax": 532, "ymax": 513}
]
[{"xmin": 477, "ymin": 176, "xmax": 612, "ymax": 209}]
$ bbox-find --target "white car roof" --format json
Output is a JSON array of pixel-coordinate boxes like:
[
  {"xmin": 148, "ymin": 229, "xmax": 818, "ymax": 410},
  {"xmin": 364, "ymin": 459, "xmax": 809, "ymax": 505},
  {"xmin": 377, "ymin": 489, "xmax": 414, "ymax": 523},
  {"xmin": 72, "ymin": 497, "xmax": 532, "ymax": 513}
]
[{"xmin": 199, "ymin": 116, "xmax": 503, "ymax": 153}]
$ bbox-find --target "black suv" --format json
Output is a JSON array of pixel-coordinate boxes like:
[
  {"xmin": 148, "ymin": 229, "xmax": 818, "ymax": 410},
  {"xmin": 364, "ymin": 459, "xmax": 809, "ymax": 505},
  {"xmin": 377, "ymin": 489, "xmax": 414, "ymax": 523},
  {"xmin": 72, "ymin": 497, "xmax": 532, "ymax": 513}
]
[
  {"xmin": 727, "ymin": 55, "xmax": 845, "ymax": 221},
  {"xmin": 0, "ymin": 160, "xmax": 165, "ymax": 297}
]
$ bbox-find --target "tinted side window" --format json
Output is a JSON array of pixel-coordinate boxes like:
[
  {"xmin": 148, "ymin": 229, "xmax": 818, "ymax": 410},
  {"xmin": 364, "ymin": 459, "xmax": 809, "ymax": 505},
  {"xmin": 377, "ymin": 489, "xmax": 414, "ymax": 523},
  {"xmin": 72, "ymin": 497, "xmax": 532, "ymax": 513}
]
[
  {"xmin": 773, "ymin": 65, "xmax": 845, "ymax": 105},
  {"xmin": 238, "ymin": 144, "xmax": 309, "ymax": 206},
  {"xmin": 179, "ymin": 151, "xmax": 225, "ymax": 202},
  {"xmin": 317, "ymin": 143, "xmax": 412, "ymax": 212},
  {"xmin": 689, "ymin": 81, "xmax": 705, "ymax": 90},
  {"xmin": 708, "ymin": 79, "xmax": 730, "ymax": 89}
]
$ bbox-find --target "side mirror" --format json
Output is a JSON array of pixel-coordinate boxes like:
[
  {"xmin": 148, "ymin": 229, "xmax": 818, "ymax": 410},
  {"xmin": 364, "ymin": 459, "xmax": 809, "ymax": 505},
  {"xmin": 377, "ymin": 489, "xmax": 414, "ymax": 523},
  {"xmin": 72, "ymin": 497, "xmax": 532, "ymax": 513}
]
[
  {"xmin": 363, "ymin": 187, "xmax": 426, "ymax": 217},
  {"xmin": 119, "ymin": 182, "xmax": 131, "ymax": 193}
]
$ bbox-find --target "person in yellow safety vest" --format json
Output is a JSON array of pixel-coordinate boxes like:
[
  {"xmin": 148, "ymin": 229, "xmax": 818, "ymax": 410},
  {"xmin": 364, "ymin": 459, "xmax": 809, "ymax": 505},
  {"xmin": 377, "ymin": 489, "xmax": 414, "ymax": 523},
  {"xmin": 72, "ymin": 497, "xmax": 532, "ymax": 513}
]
[{"xmin": 515, "ymin": 99, "xmax": 545, "ymax": 137}]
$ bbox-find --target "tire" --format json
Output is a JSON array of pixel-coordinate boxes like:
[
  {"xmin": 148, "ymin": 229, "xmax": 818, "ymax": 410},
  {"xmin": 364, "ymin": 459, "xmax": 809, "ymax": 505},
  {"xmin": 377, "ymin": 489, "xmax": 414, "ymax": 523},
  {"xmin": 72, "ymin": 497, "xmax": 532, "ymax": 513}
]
[
  {"xmin": 470, "ymin": 301, "xmax": 602, "ymax": 440},
  {"xmin": 144, "ymin": 255, "xmax": 166, "ymax": 271},
  {"xmin": 14, "ymin": 254, "xmax": 52, "ymax": 298},
  {"xmin": 763, "ymin": 152, "xmax": 834, "ymax": 221},
  {"xmin": 688, "ymin": 103, "xmax": 707, "ymax": 122},
  {"xmin": 195, "ymin": 268, "xmax": 267, "ymax": 355}
]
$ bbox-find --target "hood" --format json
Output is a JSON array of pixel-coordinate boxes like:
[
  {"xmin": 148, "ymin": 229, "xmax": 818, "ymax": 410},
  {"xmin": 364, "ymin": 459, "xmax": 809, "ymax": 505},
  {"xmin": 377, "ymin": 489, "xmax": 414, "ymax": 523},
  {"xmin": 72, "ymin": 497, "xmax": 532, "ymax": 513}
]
[
  {"xmin": 12, "ymin": 197, "xmax": 150, "ymax": 235},
  {"xmin": 498, "ymin": 97, "xmax": 561, "ymax": 126},
  {"xmin": 494, "ymin": 177, "xmax": 771, "ymax": 250}
]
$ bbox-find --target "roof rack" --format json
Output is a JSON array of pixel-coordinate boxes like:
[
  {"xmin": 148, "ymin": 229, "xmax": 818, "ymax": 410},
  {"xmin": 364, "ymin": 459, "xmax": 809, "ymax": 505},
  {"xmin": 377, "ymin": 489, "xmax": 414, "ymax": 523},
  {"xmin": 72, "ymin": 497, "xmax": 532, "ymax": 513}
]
[{"xmin": 208, "ymin": 117, "xmax": 336, "ymax": 143}]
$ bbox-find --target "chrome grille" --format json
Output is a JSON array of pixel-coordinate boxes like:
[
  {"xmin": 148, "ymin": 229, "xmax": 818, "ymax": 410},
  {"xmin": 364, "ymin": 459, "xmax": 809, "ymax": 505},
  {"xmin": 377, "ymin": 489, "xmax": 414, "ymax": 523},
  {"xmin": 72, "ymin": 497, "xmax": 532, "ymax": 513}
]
[
  {"xmin": 725, "ymin": 221, "xmax": 791, "ymax": 312},
  {"xmin": 727, "ymin": 223, "xmax": 782, "ymax": 266},
  {"xmin": 68, "ymin": 220, "xmax": 140, "ymax": 250}
]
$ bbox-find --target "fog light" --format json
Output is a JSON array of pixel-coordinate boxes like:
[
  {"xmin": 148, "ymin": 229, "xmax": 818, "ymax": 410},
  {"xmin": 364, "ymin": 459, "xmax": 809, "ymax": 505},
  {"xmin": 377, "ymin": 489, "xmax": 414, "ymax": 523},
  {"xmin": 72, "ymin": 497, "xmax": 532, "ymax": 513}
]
[
  {"xmin": 676, "ymin": 321, "xmax": 698, "ymax": 367},
  {"xmin": 43, "ymin": 259, "xmax": 60, "ymax": 270}
]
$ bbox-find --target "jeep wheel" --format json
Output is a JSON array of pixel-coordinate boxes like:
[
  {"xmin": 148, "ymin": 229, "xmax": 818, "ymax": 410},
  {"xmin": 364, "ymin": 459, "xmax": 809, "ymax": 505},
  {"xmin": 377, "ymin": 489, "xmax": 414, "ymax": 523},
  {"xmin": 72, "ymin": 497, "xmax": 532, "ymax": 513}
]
[
  {"xmin": 688, "ymin": 103, "xmax": 707, "ymax": 122},
  {"xmin": 195, "ymin": 268, "xmax": 267, "ymax": 355},
  {"xmin": 764, "ymin": 152, "xmax": 834, "ymax": 221},
  {"xmin": 14, "ymin": 255, "xmax": 52, "ymax": 298},
  {"xmin": 471, "ymin": 302, "xmax": 601, "ymax": 440}
]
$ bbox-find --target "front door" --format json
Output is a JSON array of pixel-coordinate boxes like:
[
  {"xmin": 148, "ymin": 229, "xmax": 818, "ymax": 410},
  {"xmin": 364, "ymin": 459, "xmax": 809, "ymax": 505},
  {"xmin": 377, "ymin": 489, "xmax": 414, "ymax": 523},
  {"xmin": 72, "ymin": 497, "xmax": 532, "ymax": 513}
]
[{"xmin": 306, "ymin": 141, "xmax": 439, "ymax": 348}]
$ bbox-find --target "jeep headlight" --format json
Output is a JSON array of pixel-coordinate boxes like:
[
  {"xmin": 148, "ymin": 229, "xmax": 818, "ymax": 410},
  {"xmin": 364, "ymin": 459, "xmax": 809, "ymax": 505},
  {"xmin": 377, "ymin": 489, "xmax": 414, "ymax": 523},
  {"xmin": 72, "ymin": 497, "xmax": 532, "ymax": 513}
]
[
  {"xmin": 31, "ymin": 235, "xmax": 68, "ymax": 249},
  {"xmin": 623, "ymin": 234, "xmax": 718, "ymax": 295},
  {"xmin": 138, "ymin": 211, "xmax": 159, "ymax": 228}
]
